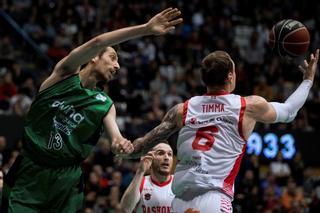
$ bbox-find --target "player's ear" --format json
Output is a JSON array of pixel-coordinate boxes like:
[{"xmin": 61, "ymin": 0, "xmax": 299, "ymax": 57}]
[
  {"xmin": 225, "ymin": 71, "xmax": 233, "ymax": 83},
  {"xmin": 92, "ymin": 55, "xmax": 99, "ymax": 63}
]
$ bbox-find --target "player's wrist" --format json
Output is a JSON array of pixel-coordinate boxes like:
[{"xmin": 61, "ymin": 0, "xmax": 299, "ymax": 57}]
[
  {"xmin": 136, "ymin": 168, "xmax": 146, "ymax": 174},
  {"xmin": 302, "ymin": 78, "xmax": 314, "ymax": 85},
  {"xmin": 143, "ymin": 23, "xmax": 155, "ymax": 36}
]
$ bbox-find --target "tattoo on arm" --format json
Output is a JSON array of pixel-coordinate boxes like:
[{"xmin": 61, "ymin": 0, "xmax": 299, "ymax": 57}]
[{"xmin": 131, "ymin": 105, "xmax": 181, "ymax": 158}]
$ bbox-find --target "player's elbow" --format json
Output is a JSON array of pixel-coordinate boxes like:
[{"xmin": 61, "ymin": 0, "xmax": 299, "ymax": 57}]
[
  {"xmin": 90, "ymin": 37, "xmax": 103, "ymax": 48},
  {"xmin": 270, "ymin": 102, "xmax": 296, "ymax": 123}
]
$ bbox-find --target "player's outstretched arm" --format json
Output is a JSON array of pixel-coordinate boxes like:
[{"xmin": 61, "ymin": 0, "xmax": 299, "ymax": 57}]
[
  {"xmin": 103, "ymin": 105, "xmax": 134, "ymax": 155},
  {"xmin": 124, "ymin": 103, "xmax": 183, "ymax": 159},
  {"xmin": 120, "ymin": 152, "xmax": 154, "ymax": 212},
  {"xmin": 246, "ymin": 49, "xmax": 319, "ymax": 124},
  {"xmin": 54, "ymin": 8, "xmax": 183, "ymax": 76}
]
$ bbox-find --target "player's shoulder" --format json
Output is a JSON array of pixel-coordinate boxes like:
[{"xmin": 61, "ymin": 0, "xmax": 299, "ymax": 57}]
[
  {"xmin": 92, "ymin": 92, "xmax": 112, "ymax": 103},
  {"xmin": 243, "ymin": 95, "xmax": 270, "ymax": 118},
  {"xmin": 244, "ymin": 95, "xmax": 268, "ymax": 107}
]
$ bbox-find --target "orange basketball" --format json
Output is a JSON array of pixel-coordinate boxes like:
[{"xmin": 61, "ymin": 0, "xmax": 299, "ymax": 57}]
[{"xmin": 269, "ymin": 19, "xmax": 310, "ymax": 57}]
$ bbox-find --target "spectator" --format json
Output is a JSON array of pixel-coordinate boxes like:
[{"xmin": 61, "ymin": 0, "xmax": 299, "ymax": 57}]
[
  {"xmin": 0, "ymin": 136, "xmax": 6, "ymax": 167},
  {"xmin": 281, "ymin": 178, "xmax": 305, "ymax": 211},
  {"xmin": 0, "ymin": 68, "xmax": 17, "ymax": 112},
  {"xmin": 270, "ymin": 153, "xmax": 291, "ymax": 186}
]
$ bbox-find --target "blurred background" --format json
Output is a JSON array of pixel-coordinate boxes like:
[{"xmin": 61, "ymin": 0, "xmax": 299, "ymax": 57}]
[{"xmin": 1, "ymin": 0, "xmax": 320, "ymax": 212}]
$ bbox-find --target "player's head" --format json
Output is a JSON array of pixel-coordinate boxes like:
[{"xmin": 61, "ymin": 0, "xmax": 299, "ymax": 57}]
[
  {"xmin": 89, "ymin": 46, "xmax": 120, "ymax": 83},
  {"xmin": 201, "ymin": 51, "xmax": 236, "ymax": 92},
  {"xmin": 151, "ymin": 142, "xmax": 173, "ymax": 176}
]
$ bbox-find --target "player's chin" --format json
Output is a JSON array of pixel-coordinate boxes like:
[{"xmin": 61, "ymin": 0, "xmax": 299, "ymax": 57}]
[
  {"xmin": 159, "ymin": 168, "xmax": 170, "ymax": 176},
  {"xmin": 103, "ymin": 73, "xmax": 113, "ymax": 82}
]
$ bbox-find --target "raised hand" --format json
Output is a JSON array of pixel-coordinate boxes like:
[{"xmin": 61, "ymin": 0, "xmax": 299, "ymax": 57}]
[
  {"xmin": 146, "ymin": 8, "xmax": 183, "ymax": 35},
  {"xmin": 137, "ymin": 151, "xmax": 154, "ymax": 173},
  {"xmin": 299, "ymin": 49, "xmax": 319, "ymax": 81},
  {"xmin": 111, "ymin": 138, "xmax": 134, "ymax": 155}
]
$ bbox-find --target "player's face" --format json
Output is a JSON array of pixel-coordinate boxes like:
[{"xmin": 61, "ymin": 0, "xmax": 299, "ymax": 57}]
[
  {"xmin": 151, "ymin": 143, "xmax": 173, "ymax": 176},
  {"xmin": 95, "ymin": 47, "xmax": 120, "ymax": 82}
]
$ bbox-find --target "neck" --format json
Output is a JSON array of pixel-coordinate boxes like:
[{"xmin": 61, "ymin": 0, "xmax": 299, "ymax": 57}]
[
  {"xmin": 207, "ymin": 85, "xmax": 230, "ymax": 94},
  {"xmin": 79, "ymin": 64, "xmax": 97, "ymax": 89},
  {"xmin": 150, "ymin": 172, "xmax": 170, "ymax": 183}
]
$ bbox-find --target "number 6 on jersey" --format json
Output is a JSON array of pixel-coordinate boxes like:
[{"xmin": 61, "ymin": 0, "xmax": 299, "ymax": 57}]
[{"xmin": 192, "ymin": 125, "xmax": 219, "ymax": 151}]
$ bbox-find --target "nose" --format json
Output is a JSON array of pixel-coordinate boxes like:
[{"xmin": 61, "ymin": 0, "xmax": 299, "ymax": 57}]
[
  {"xmin": 114, "ymin": 61, "xmax": 120, "ymax": 71},
  {"xmin": 164, "ymin": 153, "xmax": 170, "ymax": 161}
]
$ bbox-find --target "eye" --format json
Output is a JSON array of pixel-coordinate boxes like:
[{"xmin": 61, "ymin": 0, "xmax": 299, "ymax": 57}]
[
  {"xmin": 110, "ymin": 54, "xmax": 117, "ymax": 61},
  {"xmin": 156, "ymin": 151, "xmax": 165, "ymax": 156}
]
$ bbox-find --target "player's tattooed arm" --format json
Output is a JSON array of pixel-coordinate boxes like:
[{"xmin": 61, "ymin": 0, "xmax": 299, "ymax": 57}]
[{"xmin": 129, "ymin": 103, "xmax": 183, "ymax": 158}]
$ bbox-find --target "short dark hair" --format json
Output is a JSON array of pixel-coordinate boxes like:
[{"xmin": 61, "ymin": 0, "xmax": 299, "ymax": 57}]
[
  {"xmin": 201, "ymin": 51, "xmax": 233, "ymax": 87},
  {"xmin": 98, "ymin": 45, "xmax": 120, "ymax": 57}
]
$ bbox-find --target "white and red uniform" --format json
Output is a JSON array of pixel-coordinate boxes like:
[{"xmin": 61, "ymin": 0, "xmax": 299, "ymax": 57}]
[
  {"xmin": 171, "ymin": 93, "xmax": 246, "ymax": 213},
  {"xmin": 134, "ymin": 175, "xmax": 175, "ymax": 213}
]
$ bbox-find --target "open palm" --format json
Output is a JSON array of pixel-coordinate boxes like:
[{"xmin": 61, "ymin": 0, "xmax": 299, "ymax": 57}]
[
  {"xmin": 300, "ymin": 49, "xmax": 319, "ymax": 81},
  {"xmin": 147, "ymin": 8, "xmax": 183, "ymax": 35}
]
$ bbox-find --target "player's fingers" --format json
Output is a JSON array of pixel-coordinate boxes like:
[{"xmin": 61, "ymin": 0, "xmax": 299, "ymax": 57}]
[
  {"xmin": 164, "ymin": 8, "xmax": 181, "ymax": 20},
  {"xmin": 312, "ymin": 50, "xmax": 319, "ymax": 61},
  {"xmin": 141, "ymin": 155, "xmax": 153, "ymax": 165},
  {"xmin": 304, "ymin": 60, "xmax": 308, "ymax": 67},
  {"xmin": 145, "ymin": 152, "xmax": 154, "ymax": 159},
  {"xmin": 298, "ymin": 65, "xmax": 306, "ymax": 73},
  {"xmin": 146, "ymin": 150, "xmax": 155, "ymax": 158},
  {"xmin": 315, "ymin": 49, "xmax": 320, "ymax": 60},
  {"xmin": 128, "ymin": 143, "xmax": 134, "ymax": 153},
  {"xmin": 120, "ymin": 140, "xmax": 130, "ymax": 149},
  {"xmin": 168, "ymin": 18, "xmax": 183, "ymax": 27},
  {"xmin": 121, "ymin": 141, "xmax": 133, "ymax": 153},
  {"xmin": 164, "ymin": 26, "xmax": 175, "ymax": 33},
  {"xmin": 144, "ymin": 155, "xmax": 153, "ymax": 161},
  {"xmin": 124, "ymin": 144, "xmax": 134, "ymax": 154},
  {"xmin": 160, "ymin": 7, "xmax": 173, "ymax": 16},
  {"xmin": 310, "ymin": 53, "xmax": 315, "ymax": 61}
]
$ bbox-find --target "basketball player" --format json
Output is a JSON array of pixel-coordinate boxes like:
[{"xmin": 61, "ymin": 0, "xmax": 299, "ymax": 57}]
[
  {"xmin": 2, "ymin": 8, "xmax": 182, "ymax": 212},
  {"xmin": 120, "ymin": 142, "xmax": 174, "ymax": 213},
  {"xmin": 123, "ymin": 49, "xmax": 319, "ymax": 212}
]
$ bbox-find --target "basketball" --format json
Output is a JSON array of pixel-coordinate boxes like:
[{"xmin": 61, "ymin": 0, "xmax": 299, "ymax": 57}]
[{"xmin": 269, "ymin": 19, "xmax": 310, "ymax": 57}]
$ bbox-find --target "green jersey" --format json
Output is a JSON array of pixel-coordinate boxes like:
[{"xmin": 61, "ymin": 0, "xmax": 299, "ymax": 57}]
[{"xmin": 22, "ymin": 74, "xmax": 113, "ymax": 166}]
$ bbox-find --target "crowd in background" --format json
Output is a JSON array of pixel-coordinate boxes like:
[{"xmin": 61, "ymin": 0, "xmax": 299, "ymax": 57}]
[{"xmin": 1, "ymin": 0, "xmax": 320, "ymax": 212}]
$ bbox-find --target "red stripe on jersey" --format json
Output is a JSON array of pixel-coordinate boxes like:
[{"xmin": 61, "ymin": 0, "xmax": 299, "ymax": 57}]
[
  {"xmin": 150, "ymin": 175, "xmax": 173, "ymax": 187},
  {"xmin": 238, "ymin": 97, "xmax": 246, "ymax": 141},
  {"xmin": 223, "ymin": 143, "xmax": 247, "ymax": 196},
  {"xmin": 139, "ymin": 176, "xmax": 145, "ymax": 193},
  {"xmin": 182, "ymin": 100, "xmax": 189, "ymax": 126}
]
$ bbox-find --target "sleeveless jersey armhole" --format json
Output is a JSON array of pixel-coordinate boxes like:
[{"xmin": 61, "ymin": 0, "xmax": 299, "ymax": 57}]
[
  {"xmin": 139, "ymin": 176, "xmax": 146, "ymax": 193},
  {"xmin": 182, "ymin": 100, "xmax": 189, "ymax": 126},
  {"xmin": 238, "ymin": 96, "xmax": 247, "ymax": 142}
]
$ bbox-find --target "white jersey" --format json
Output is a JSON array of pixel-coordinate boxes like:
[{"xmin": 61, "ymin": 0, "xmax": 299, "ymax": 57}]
[
  {"xmin": 134, "ymin": 175, "xmax": 175, "ymax": 213},
  {"xmin": 172, "ymin": 93, "xmax": 246, "ymax": 199}
]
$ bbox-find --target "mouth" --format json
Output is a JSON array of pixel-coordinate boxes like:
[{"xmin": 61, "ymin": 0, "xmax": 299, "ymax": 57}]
[
  {"xmin": 161, "ymin": 163, "xmax": 170, "ymax": 169},
  {"xmin": 110, "ymin": 68, "xmax": 117, "ymax": 75}
]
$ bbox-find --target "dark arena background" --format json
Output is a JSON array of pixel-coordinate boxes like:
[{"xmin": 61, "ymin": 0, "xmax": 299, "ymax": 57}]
[{"xmin": 1, "ymin": 0, "xmax": 320, "ymax": 212}]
